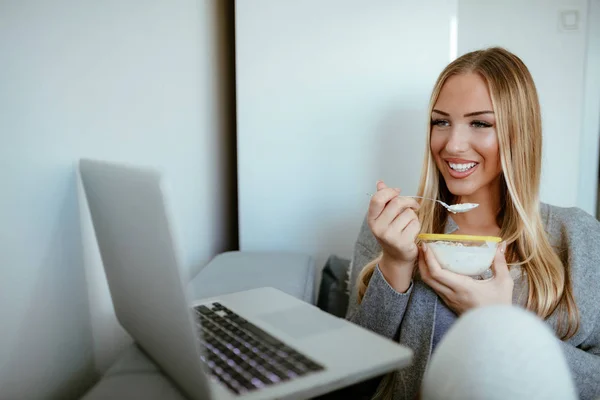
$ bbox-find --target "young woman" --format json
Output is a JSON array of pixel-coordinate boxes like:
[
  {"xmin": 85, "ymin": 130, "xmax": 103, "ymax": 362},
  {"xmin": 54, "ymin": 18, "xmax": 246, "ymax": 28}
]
[{"xmin": 346, "ymin": 47, "xmax": 600, "ymax": 399}]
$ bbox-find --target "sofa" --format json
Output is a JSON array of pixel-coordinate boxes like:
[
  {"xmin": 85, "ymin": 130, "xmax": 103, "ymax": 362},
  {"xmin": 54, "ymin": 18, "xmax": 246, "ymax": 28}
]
[{"xmin": 82, "ymin": 250, "xmax": 354, "ymax": 399}]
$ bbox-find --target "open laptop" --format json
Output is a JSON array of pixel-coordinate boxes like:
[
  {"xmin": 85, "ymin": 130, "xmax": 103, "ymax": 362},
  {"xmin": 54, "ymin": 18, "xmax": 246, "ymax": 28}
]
[{"xmin": 79, "ymin": 158, "xmax": 412, "ymax": 400}]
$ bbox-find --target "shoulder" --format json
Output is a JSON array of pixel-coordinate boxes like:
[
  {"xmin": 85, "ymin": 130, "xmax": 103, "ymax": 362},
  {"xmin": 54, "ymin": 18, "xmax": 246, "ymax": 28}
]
[
  {"xmin": 541, "ymin": 202, "xmax": 600, "ymax": 247},
  {"xmin": 540, "ymin": 202, "xmax": 600, "ymax": 264},
  {"xmin": 541, "ymin": 202, "xmax": 600, "ymax": 229},
  {"xmin": 540, "ymin": 202, "xmax": 600, "ymax": 285}
]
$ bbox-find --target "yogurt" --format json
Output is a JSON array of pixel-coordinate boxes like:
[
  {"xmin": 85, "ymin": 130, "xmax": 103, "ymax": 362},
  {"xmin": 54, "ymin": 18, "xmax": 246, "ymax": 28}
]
[
  {"xmin": 428, "ymin": 240, "xmax": 496, "ymax": 276},
  {"xmin": 447, "ymin": 203, "xmax": 479, "ymax": 213}
]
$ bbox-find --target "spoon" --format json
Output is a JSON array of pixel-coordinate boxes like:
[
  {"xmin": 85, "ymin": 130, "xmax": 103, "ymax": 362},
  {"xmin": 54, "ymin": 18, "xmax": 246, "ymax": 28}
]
[{"xmin": 366, "ymin": 193, "xmax": 479, "ymax": 214}]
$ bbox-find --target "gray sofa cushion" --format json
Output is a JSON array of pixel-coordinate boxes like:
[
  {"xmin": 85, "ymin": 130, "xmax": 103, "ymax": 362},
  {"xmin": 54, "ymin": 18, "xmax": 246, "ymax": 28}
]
[{"xmin": 186, "ymin": 251, "xmax": 316, "ymax": 304}]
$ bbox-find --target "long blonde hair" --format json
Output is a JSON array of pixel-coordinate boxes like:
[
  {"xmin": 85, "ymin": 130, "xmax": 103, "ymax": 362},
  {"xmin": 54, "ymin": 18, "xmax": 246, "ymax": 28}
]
[{"xmin": 357, "ymin": 47, "xmax": 579, "ymax": 342}]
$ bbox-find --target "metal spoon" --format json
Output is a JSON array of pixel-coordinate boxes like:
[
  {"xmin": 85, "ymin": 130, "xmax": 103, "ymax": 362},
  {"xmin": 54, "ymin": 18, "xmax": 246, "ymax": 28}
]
[{"xmin": 366, "ymin": 193, "xmax": 479, "ymax": 214}]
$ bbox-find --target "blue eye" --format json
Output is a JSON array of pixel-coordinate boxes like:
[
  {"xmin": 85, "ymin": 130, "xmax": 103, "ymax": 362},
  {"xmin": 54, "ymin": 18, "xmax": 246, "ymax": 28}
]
[
  {"xmin": 471, "ymin": 120, "xmax": 492, "ymax": 128},
  {"xmin": 431, "ymin": 119, "xmax": 450, "ymax": 127}
]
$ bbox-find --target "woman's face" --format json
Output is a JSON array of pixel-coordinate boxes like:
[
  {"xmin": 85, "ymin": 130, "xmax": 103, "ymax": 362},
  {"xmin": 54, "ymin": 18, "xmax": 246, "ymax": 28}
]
[{"xmin": 430, "ymin": 72, "xmax": 502, "ymax": 198}]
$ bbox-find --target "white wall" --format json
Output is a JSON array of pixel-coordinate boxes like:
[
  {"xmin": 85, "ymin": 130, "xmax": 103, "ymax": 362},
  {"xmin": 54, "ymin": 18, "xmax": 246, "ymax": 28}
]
[
  {"xmin": 457, "ymin": 0, "xmax": 598, "ymax": 211},
  {"xmin": 236, "ymin": 0, "xmax": 599, "ymax": 272},
  {"xmin": 579, "ymin": 0, "xmax": 600, "ymax": 216},
  {"xmin": 236, "ymin": 0, "xmax": 454, "ymax": 270},
  {"xmin": 0, "ymin": 1, "xmax": 234, "ymax": 398}
]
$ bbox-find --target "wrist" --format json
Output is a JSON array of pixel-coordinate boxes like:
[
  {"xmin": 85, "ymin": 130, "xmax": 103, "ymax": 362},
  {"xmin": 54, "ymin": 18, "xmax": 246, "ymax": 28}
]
[
  {"xmin": 379, "ymin": 254, "xmax": 415, "ymax": 293},
  {"xmin": 380, "ymin": 253, "xmax": 414, "ymax": 269}
]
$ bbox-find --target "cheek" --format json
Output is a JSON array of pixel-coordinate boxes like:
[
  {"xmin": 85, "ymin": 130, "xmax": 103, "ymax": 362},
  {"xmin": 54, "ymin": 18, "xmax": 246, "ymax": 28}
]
[
  {"xmin": 475, "ymin": 133, "xmax": 500, "ymax": 167},
  {"xmin": 429, "ymin": 132, "xmax": 445, "ymax": 156}
]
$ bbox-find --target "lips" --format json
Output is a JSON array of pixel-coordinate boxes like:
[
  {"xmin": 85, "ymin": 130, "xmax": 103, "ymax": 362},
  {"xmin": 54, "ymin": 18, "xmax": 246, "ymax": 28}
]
[{"xmin": 445, "ymin": 159, "xmax": 479, "ymax": 179}]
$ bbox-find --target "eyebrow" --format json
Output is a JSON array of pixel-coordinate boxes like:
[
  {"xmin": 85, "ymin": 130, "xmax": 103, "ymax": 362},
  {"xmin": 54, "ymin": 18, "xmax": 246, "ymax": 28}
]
[{"xmin": 432, "ymin": 109, "xmax": 494, "ymax": 117}]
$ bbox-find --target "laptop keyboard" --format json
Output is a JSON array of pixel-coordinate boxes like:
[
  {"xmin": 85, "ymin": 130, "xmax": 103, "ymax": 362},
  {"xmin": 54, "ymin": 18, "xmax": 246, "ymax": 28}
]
[{"xmin": 194, "ymin": 302, "xmax": 325, "ymax": 395}]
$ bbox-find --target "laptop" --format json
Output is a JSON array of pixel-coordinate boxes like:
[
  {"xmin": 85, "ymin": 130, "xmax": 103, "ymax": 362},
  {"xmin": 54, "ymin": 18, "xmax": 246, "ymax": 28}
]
[{"xmin": 78, "ymin": 158, "xmax": 412, "ymax": 400}]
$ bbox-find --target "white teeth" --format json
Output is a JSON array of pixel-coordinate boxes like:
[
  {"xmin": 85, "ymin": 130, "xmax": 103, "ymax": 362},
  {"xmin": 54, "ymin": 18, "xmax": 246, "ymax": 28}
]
[{"xmin": 449, "ymin": 162, "xmax": 476, "ymax": 172}]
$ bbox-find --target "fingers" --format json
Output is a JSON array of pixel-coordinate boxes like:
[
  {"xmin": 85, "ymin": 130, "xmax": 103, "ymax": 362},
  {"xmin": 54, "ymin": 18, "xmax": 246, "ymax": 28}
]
[
  {"xmin": 491, "ymin": 241, "xmax": 511, "ymax": 281},
  {"xmin": 376, "ymin": 180, "xmax": 387, "ymax": 191},
  {"xmin": 420, "ymin": 242, "xmax": 465, "ymax": 289},
  {"xmin": 401, "ymin": 211, "xmax": 421, "ymax": 240},
  {"xmin": 372, "ymin": 199, "xmax": 420, "ymax": 243},
  {"xmin": 378, "ymin": 196, "xmax": 420, "ymax": 226},
  {"xmin": 368, "ymin": 181, "xmax": 422, "ymax": 262},
  {"xmin": 418, "ymin": 250, "xmax": 454, "ymax": 298},
  {"xmin": 389, "ymin": 207, "xmax": 419, "ymax": 236},
  {"xmin": 368, "ymin": 183, "xmax": 400, "ymax": 222},
  {"xmin": 369, "ymin": 180, "xmax": 421, "ymax": 220}
]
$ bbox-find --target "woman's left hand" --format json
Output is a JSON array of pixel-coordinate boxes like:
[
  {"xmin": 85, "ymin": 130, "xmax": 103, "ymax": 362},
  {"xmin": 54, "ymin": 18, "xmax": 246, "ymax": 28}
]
[{"xmin": 418, "ymin": 241, "xmax": 513, "ymax": 315}]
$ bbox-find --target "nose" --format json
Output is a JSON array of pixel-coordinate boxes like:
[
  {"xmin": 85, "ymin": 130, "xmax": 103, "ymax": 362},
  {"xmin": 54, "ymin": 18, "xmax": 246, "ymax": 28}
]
[{"xmin": 445, "ymin": 125, "xmax": 470, "ymax": 154}]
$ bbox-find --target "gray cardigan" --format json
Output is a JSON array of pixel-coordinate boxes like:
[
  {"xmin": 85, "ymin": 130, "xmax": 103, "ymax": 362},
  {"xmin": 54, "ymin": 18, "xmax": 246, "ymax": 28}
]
[{"xmin": 346, "ymin": 203, "xmax": 600, "ymax": 400}]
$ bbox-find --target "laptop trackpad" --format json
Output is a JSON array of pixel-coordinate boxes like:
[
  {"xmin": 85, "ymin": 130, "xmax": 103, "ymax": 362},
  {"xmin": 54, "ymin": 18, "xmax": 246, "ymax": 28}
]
[{"xmin": 257, "ymin": 304, "xmax": 345, "ymax": 339}]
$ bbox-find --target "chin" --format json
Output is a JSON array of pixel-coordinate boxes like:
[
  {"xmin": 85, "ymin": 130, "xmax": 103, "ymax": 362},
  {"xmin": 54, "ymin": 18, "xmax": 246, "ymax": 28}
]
[{"xmin": 444, "ymin": 179, "xmax": 480, "ymax": 197}]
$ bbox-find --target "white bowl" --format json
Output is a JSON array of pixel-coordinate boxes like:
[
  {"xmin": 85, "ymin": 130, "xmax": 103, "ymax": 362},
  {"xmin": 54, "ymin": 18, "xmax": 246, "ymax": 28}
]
[{"xmin": 418, "ymin": 234, "xmax": 502, "ymax": 276}]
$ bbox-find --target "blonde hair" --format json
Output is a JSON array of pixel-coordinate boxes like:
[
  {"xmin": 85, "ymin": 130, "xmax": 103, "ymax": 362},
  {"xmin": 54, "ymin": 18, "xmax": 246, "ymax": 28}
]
[{"xmin": 357, "ymin": 47, "xmax": 579, "ymax": 343}]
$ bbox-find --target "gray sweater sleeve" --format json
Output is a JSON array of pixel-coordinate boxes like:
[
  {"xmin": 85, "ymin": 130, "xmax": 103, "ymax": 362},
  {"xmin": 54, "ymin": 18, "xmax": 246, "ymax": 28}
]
[
  {"xmin": 345, "ymin": 216, "xmax": 413, "ymax": 340},
  {"xmin": 560, "ymin": 339, "xmax": 600, "ymax": 400},
  {"xmin": 546, "ymin": 205, "xmax": 600, "ymax": 400}
]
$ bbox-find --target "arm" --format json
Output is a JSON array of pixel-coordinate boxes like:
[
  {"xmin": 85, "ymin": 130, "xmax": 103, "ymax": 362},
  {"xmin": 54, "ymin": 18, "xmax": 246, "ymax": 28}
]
[
  {"xmin": 560, "ymin": 320, "xmax": 600, "ymax": 400},
  {"xmin": 345, "ymin": 216, "xmax": 413, "ymax": 340},
  {"xmin": 546, "ymin": 205, "xmax": 600, "ymax": 399},
  {"xmin": 318, "ymin": 218, "xmax": 414, "ymax": 400}
]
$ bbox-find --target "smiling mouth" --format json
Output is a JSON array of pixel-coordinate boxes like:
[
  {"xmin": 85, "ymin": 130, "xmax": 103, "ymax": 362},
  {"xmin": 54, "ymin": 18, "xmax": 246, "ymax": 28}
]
[{"xmin": 448, "ymin": 161, "xmax": 478, "ymax": 173}]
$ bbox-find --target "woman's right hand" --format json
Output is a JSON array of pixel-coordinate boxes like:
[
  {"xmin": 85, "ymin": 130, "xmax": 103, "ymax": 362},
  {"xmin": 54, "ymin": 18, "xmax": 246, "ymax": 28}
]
[{"xmin": 368, "ymin": 180, "xmax": 421, "ymax": 271}]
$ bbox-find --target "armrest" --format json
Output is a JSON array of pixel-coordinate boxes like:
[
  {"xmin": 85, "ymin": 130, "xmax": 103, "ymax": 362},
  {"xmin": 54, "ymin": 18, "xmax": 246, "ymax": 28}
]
[{"xmin": 186, "ymin": 251, "xmax": 316, "ymax": 304}]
